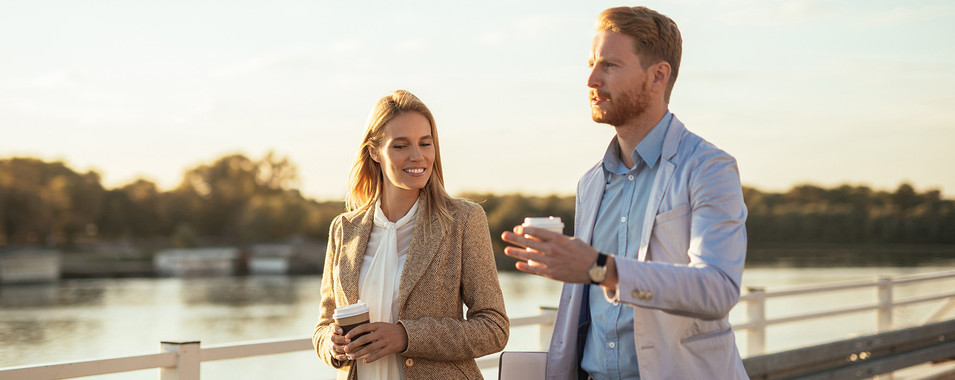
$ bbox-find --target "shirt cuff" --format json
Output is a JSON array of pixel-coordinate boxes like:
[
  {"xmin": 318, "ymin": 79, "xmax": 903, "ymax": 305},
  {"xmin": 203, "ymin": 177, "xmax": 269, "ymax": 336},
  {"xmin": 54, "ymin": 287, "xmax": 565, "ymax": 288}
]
[{"xmin": 602, "ymin": 286, "xmax": 619, "ymax": 303}]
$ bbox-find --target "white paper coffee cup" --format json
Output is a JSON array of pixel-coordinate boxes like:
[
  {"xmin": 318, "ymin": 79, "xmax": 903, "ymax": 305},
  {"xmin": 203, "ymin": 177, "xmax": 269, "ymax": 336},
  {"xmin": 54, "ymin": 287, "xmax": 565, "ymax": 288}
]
[
  {"xmin": 522, "ymin": 216, "xmax": 564, "ymax": 234},
  {"xmin": 333, "ymin": 300, "xmax": 370, "ymax": 335}
]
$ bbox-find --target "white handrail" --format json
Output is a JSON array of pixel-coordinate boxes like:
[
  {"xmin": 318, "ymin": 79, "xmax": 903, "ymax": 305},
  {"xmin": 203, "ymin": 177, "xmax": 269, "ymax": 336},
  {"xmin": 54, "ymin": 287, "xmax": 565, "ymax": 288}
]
[
  {"xmin": 1, "ymin": 270, "xmax": 953, "ymax": 379},
  {"xmin": 740, "ymin": 269, "xmax": 955, "ymax": 356},
  {"xmin": 0, "ymin": 352, "xmax": 176, "ymax": 379}
]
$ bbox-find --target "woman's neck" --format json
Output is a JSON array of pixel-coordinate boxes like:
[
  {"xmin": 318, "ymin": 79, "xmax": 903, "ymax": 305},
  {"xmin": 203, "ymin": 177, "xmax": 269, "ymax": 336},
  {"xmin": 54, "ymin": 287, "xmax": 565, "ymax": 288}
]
[{"xmin": 379, "ymin": 187, "xmax": 421, "ymax": 222}]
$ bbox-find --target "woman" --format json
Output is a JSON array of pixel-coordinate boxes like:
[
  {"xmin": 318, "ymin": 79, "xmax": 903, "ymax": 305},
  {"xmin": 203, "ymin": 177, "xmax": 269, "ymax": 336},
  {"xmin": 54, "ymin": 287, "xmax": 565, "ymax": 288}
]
[{"xmin": 313, "ymin": 90, "xmax": 509, "ymax": 379}]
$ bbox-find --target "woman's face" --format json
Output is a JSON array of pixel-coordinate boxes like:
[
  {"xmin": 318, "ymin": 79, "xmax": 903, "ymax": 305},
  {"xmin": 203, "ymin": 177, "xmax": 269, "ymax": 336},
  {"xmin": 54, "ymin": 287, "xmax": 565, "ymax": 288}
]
[{"xmin": 371, "ymin": 112, "xmax": 435, "ymax": 196}]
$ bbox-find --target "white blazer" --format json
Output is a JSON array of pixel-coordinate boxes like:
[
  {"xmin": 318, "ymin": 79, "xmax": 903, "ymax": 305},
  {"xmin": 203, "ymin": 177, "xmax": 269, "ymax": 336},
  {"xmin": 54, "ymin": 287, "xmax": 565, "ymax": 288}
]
[{"xmin": 546, "ymin": 115, "xmax": 749, "ymax": 380}]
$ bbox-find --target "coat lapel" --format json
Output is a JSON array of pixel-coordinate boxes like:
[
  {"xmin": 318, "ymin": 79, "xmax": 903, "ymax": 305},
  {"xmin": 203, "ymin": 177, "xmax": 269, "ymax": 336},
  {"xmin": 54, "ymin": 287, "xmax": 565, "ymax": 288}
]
[
  {"xmin": 339, "ymin": 207, "xmax": 374, "ymax": 305},
  {"xmin": 575, "ymin": 165, "xmax": 605, "ymax": 244},
  {"xmin": 397, "ymin": 200, "xmax": 442, "ymax": 313},
  {"xmin": 638, "ymin": 115, "xmax": 684, "ymax": 261}
]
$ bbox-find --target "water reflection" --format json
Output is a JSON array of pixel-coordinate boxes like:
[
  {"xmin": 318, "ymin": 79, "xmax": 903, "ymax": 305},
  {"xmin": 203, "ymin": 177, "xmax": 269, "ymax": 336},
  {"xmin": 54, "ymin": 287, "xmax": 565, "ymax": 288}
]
[
  {"xmin": 0, "ymin": 281, "xmax": 105, "ymax": 308},
  {"xmin": 0, "ymin": 317, "xmax": 103, "ymax": 366},
  {"xmin": 0, "ymin": 319, "xmax": 95, "ymax": 346},
  {"xmin": 747, "ymin": 244, "xmax": 955, "ymax": 268},
  {"xmin": 180, "ymin": 276, "xmax": 301, "ymax": 306}
]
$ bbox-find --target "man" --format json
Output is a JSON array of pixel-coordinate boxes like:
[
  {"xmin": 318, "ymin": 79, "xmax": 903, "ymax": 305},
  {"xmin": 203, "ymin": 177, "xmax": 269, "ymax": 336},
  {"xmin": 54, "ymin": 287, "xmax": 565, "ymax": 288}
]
[{"xmin": 501, "ymin": 6, "xmax": 748, "ymax": 380}]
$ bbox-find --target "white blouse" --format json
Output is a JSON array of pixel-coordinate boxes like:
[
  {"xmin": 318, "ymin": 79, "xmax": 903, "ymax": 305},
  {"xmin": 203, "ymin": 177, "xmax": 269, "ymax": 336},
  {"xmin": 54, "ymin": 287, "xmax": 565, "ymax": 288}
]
[{"xmin": 356, "ymin": 199, "xmax": 418, "ymax": 380}]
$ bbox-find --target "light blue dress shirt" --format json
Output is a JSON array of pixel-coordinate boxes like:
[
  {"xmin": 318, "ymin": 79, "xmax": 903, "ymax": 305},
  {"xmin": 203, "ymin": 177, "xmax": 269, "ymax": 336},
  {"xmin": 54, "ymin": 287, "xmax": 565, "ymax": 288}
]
[{"xmin": 580, "ymin": 112, "xmax": 672, "ymax": 380}]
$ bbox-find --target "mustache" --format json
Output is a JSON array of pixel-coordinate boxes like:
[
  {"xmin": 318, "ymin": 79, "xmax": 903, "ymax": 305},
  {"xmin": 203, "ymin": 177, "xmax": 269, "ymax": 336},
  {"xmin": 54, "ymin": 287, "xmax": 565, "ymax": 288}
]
[{"xmin": 591, "ymin": 91, "xmax": 611, "ymax": 100}]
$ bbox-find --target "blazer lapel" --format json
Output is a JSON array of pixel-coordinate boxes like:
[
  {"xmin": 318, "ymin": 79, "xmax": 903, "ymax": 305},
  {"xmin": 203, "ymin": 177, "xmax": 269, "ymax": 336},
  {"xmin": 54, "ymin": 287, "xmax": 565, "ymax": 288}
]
[
  {"xmin": 339, "ymin": 207, "xmax": 374, "ymax": 305},
  {"xmin": 638, "ymin": 115, "xmax": 685, "ymax": 261},
  {"xmin": 397, "ymin": 201, "xmax": 442, "ymax": 313},
  {"xmin": 575, "ymin": 165, "xmax": 605, "ymax": 244}
]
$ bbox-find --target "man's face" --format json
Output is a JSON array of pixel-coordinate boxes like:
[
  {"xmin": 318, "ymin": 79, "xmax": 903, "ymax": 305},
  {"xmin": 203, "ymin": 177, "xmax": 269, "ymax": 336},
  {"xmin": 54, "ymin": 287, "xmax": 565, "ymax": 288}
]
[{"xmin": 587, "ymin": 30, "xmax": 651, "ymax": 127}]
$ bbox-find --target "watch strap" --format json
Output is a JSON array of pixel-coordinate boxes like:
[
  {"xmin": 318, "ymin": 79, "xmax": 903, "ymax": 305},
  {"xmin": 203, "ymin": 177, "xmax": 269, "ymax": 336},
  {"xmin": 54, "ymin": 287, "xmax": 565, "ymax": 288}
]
[{"xmin": 596, "ymin": 252, "xmax": 609, "ymax": 267}]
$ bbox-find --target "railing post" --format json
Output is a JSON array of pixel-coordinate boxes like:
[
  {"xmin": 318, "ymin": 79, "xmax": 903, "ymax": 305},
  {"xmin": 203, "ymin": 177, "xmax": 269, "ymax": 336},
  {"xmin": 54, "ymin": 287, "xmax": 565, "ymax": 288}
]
[
  {"xmin": 160, "ymin": 341, "xmax": 200, "ymax": 380},
  {"xmin": 746, "ymin": 287, "xmax": 766, "ymax": 356},
  {"xmin": 877, "ymin": 276, "xmax": 893, "ymax": 333},
  {"xmin": 539, "ymin": 306, "xmax": 557, "ymax": 350}
]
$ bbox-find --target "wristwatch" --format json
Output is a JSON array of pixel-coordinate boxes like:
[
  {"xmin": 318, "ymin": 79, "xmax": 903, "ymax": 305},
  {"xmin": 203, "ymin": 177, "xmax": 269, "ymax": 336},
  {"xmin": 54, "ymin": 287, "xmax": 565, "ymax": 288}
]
[{"xmin": 588, "ymin": 252, "xmax": 610, "ymax": 285}]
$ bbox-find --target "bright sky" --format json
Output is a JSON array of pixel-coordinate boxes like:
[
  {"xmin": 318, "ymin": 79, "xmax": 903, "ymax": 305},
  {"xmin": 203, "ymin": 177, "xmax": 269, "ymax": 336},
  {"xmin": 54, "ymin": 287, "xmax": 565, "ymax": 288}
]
[{"xmin": 2, "ymin": 0, "xmax": 954, "ymax": 201}]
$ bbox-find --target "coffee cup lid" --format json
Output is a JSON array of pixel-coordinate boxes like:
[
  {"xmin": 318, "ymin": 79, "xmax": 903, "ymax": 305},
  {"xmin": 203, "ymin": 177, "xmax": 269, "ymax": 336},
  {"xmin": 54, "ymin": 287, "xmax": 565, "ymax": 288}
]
[
  {"xmin": 522, "ymin": 216, "xmax": 564, "ymax": 229},
  {"xmin": 333, "ymin": 300, "xmax": 370, "ymax": 319}
]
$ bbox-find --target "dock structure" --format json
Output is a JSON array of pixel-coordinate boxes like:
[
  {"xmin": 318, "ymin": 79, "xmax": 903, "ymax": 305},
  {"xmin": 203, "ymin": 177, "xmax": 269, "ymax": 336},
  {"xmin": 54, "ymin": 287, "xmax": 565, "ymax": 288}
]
[
  {"xmin": 743, "ymin": 319, "xmax": 955, "ymax": 379},
  {"xmin": 0, "ymin": 246, "xmax": 60, "ymax": 284},
  {"xmin": 1, "ymin": 270, "xmax": 954, "ymax": 379},
  {"xmin": 153, "ymin": 248, "xmax": 239, "ymax": 277}
]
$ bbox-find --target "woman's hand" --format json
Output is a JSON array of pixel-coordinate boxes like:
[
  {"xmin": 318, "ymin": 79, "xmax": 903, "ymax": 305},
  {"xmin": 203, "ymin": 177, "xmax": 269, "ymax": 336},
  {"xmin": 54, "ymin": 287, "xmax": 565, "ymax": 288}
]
[
  {"xmin": 326, "ymin": 323, "xmax": 350, "ymax": 363},
  {"xmin": 343, "ymin": 322, "xmax": 409, "ymax": 364}
]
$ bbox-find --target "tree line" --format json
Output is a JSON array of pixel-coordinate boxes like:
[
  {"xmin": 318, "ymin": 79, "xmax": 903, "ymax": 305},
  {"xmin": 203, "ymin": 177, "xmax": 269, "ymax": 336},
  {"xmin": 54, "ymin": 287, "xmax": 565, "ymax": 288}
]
[
  {"xmin": 2, "ymin": 155, "xmax": 953, "ymax": 260},
  {"xmin": 0, "ymin": 154, "xmax": 343, "ymax": 248}
]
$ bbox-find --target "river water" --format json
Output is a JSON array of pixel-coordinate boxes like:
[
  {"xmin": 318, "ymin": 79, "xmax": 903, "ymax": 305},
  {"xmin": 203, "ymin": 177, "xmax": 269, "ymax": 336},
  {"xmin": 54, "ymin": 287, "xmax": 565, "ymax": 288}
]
[{"xmin": 1, "ymin": 266, "xmax": 954, "ymax": 379}]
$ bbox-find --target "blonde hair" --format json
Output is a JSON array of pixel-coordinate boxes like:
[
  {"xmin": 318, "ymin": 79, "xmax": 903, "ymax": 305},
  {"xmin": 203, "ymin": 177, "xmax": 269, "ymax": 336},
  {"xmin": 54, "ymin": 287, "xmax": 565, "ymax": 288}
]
[
  {"xmin": 597, "ymin": 6, "xmax": 682, "ymax": 103},
  {"xmin": 345, "ymin": 90, "xmax": 454, "ymax": 232}
]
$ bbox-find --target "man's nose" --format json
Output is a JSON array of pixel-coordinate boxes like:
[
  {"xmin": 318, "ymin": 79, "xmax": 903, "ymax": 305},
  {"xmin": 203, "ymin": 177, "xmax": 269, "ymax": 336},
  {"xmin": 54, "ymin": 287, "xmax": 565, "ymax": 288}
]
[{"xmin": 587, "ymin": 67, "xmax": 601, "ymax": 89}]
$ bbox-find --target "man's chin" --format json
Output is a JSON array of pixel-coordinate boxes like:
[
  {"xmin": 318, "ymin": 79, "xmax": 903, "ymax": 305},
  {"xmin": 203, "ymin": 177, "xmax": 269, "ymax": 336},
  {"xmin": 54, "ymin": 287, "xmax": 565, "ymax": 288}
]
[
  {"xmin": 591, "ymin": 109, "xmax": 610, "ymax": 124},
  {"xmin": 591, "ymin": 112, "xmax": 616, "ymax": 126}
]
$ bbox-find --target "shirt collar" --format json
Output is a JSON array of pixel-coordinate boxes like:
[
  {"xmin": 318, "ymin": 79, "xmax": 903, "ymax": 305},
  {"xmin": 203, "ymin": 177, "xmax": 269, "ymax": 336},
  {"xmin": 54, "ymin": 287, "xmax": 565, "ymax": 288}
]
[
  {"xmin": 602, "ymin": 111, "xmax": 672, "ymax": 175},
  {"xmin": 373, "ymin": 198, "xmax": 419, "ymax": 229}
]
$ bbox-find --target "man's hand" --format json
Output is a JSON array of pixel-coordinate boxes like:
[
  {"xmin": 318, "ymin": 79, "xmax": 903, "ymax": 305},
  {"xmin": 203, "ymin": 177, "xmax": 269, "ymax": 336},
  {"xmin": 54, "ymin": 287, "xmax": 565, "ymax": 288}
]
[{"xmin": 501, "ymin": 225, "xmax": 598, "ymax": 283}]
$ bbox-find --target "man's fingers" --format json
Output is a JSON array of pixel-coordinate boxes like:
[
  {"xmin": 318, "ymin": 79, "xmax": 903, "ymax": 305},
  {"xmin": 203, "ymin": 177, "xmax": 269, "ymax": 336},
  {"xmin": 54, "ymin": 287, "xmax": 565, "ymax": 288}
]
[
  {"xmin": 501, "ymin": 230, "xmax": 527, "ymax": 247},
  {"xmin": 503, "ymin": 246, "xmax": 548, "ymax": 263},
  {"xmin": 515, "ymin": 259, "xmax": 550, "ymax": 278},
  {"xmin": 502, "ymin": 230, "xmax": 549, "ymax": 252}
]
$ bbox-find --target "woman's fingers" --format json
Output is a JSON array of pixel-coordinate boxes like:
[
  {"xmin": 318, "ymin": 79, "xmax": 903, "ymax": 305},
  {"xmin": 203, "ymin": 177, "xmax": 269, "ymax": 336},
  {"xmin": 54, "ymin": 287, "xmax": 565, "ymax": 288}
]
[
  {"xmin": 328, "ymin": 323, "xmax": 351, "ymax": 361},
  {"xmin": 342, "ymin": 322, "xmax": 408, "ymax": 362},
  {"xmin": 328, "ymin": 338, "xmax": 348, "ymax": 361}
]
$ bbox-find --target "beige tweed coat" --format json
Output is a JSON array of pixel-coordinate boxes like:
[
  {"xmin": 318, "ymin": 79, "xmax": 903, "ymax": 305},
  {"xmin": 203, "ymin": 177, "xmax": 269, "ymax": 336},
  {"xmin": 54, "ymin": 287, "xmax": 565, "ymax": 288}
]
[{"xmin": 313, "ymin": 196, "xmax": 509, "ymax": 379}]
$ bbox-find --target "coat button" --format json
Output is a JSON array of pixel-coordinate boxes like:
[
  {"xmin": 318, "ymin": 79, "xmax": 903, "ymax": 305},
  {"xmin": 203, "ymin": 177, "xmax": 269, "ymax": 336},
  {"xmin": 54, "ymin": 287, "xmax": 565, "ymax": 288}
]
[
  {"xmin": 632, "ymin": 290, "xmax": 640, "ymax": 298},
  {"xmin": 644, "ymin": 291, "xmax": 653, "ymax": 300},
  {"xmin": 405, "ymin": 358, "xmax": 414, "ymax": 367}
]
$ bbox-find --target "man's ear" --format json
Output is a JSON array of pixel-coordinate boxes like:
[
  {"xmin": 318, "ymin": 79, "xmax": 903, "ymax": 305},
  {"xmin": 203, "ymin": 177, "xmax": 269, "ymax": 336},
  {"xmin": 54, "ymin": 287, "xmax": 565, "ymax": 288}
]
[{"xmin": 652, "ymin": 61, "xmax": 671, "ymax": 89}]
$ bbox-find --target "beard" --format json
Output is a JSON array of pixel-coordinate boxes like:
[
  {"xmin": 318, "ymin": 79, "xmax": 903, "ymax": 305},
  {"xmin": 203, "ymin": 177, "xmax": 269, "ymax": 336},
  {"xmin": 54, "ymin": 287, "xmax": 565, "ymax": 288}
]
[{"xmin": 590, "ymin": 79, "xmax": 651, "ymax": 127}]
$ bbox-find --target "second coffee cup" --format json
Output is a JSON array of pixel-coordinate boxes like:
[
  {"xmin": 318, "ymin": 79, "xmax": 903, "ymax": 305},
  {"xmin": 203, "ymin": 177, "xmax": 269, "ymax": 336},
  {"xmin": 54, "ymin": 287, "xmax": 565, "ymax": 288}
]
[{"xmin": 522, "ymin": 216, "xmax": 564, "ymax": 234}]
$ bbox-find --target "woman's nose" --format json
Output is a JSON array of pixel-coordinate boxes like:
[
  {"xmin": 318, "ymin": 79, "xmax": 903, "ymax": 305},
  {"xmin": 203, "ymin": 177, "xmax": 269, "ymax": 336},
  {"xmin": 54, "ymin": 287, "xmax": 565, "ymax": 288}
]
[{"xmin": 409, "ymin": 146, "xmax": 422, "ymax": 161}]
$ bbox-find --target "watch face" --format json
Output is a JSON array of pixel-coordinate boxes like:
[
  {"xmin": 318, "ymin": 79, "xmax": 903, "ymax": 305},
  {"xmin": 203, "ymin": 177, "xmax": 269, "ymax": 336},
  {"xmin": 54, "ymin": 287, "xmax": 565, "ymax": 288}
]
[{"xmin": 589, "ymin": 266, "xmax": 607, "ymax": 284}]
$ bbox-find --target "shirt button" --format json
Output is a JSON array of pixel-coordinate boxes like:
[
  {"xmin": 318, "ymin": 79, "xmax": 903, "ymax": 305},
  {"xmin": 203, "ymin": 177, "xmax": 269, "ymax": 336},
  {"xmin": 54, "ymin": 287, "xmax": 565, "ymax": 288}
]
[
  {"xmin": 620, "ymin": 216, "xmax": 627, "ymax": 223},
  {"xmin": 613, "ymin": 301, "xmax": 619, "ymax": 307},
  {"xmin": 609, "ymin": 342, "xmax": 616, "ymax": 349},
  {"xmin": 628, "ymin": 174, "xmax": 634, "ymax": 181}
]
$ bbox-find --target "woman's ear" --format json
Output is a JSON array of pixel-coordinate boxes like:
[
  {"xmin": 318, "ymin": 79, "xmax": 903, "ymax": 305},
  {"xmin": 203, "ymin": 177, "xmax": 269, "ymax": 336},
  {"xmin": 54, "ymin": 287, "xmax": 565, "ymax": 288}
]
[{"xmin": 368, "ymin": 145, "xmax": 380, "ymax": 163}]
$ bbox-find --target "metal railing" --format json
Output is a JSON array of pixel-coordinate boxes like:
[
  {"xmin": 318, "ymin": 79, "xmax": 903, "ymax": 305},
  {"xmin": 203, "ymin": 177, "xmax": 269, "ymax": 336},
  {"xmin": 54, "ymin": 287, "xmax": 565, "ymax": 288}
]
[{"xmin": 2, "ymin": 270, "xmax": 954, "ymax": 379}]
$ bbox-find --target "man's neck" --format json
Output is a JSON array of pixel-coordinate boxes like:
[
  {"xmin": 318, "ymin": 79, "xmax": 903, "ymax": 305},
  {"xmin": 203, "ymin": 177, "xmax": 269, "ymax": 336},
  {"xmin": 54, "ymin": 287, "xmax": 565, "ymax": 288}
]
[{"xmin": 613, "ymin": 106, "xmax": 667, "ymax": 169}]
